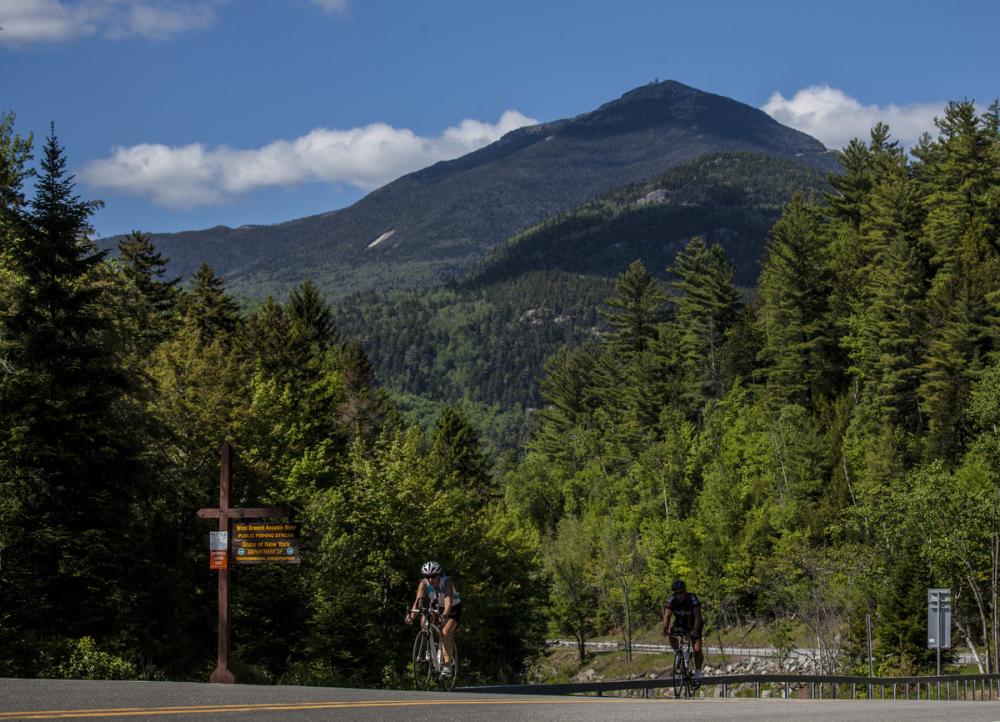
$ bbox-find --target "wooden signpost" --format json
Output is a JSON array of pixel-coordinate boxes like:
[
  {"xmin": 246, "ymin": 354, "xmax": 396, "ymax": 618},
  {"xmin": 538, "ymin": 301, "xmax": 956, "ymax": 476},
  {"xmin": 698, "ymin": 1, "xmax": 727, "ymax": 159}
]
[{"xmin": 196, "ymin": 441, "xmax": 291, "ymax": 683}]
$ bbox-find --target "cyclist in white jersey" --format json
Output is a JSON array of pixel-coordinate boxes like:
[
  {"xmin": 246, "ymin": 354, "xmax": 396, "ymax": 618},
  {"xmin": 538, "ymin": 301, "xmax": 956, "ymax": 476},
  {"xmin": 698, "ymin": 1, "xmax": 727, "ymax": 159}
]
[{"xmin": 405, "ymin": 560, "xmax": 462, "ymax": 677}]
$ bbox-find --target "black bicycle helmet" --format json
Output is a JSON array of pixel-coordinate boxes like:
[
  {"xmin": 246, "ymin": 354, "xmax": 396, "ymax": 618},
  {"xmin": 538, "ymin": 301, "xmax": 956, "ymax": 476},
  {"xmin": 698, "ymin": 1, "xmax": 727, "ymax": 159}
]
[{"xmin": 672, "ymin": 579, "xmax": 686, "ymax": 593}]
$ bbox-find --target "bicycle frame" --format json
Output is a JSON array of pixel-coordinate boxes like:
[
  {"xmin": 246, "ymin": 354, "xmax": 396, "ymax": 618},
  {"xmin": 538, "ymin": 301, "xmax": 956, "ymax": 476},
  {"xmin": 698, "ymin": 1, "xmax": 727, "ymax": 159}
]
[
  {"xmin": 671, "ymin": 632, "xmax": 694, "ymax": 698},
  {"xmin": 410, "ymin": 602, "xmax": 457, "ymax": 690}
]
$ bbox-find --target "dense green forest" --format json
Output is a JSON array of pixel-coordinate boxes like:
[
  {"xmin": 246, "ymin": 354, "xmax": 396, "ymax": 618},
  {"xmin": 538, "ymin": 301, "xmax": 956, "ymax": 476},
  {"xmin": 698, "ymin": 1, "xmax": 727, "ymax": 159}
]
[
  {"xmin": 0, "ymin": 115, "xmax": 544, "ymax": 684},
  {"xmin": 335, "ymin": 153, "xmax": 828, "ymax": 421},
  {"xmin": 2, "ymin": 97, "xmax": 1000, "ymax": 685},
  {"xmin": 506, "ymin": 103, "xmax": 1000, "ymax": 674},
  {"xmin": 335, "ymin": 273, "xmax": 613, "ymax": 412}
]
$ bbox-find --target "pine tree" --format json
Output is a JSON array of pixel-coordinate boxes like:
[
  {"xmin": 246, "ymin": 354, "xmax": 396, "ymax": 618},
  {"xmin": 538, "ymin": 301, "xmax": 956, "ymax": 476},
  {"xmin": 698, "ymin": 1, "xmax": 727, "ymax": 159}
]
[
  {"xmin": 116, "ymin": 230, "xmax": 180, "ymax": 353},
  {"xmin": 0, "ymin": 127, "xmax": 141, "ymax": 670},
  {"xmin": 826, "ymin": 124, "xmax": 906, "ymax": 322},
  {"xmin": 669, "ymin": 237, "xmax": 739, "ymax": 414},
  {"xmin": 875, "ymin": 532, "xmax": 937, "ymax": 672},
  {"xmin": 288, "ymin": 279, "xmax": 338, "ymax": 349},
  {"xmin": 826, "ymin": 137, "xmax": 875, "ymax": 230},
  {"xmin": 755, "ymin": 197, "xmax": 837, "ymax": 409},
  {"xmin": 533, "ymin": 343, "xmax": 602, "ymax": 464},
  {"xmin": 430, "ymin": 405, "xmax": 492, "ymax": 498},
  {"xmin": 599, "ymin": 259, "xmax": 666, "ymax": 357},
  {"xmin": 843, "ymin": 161, "xmax": 928, "ymax": 431},
  {"xmin": 184, "ymin": 262, "xmax": 240, "ymax": 342},
  {"xmin": 241, "ymin": 295, "xmax": 291, "ymax": 376},
  {"xmin": 918, "ymin": 102, "xmax": 1000, "ymax": 462}
]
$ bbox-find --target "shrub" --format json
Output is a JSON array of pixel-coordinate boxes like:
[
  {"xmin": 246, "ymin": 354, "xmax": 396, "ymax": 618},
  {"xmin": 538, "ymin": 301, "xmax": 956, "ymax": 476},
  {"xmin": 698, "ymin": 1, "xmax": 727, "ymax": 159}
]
[{"xmin": 56, "ymin": 637, "xmax": 138, "ymax": 680}]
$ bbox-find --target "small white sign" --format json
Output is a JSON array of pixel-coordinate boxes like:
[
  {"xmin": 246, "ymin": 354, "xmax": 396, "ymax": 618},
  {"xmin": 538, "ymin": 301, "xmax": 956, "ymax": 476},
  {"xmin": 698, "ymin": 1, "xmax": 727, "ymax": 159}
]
[{"xmin": 210, "ymin": 531, "xmax": 229, "ymax": 551}]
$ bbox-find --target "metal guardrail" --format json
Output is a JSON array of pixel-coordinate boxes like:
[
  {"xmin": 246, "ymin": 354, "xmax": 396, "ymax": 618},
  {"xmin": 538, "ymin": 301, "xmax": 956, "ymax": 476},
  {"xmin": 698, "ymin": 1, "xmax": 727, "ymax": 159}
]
[
  {"xmin": 456, "ymin": 673, "xmax": 1000, "ymax": 701},
  {"xmin": 545, "ymin": 639, "xmax": 978, "ymax": 665},
  {"xmin": 547, "ymin": 639, "xmax": 820, "ymax": 663}
]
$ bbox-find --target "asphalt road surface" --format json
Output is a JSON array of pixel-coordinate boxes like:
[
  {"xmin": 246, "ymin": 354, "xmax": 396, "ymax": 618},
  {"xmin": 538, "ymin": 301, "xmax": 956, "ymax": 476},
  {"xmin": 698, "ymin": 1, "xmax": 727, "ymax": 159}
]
[{"xmin": 5, "ymin": 679, "xmax": 1000, "ymax": 721}]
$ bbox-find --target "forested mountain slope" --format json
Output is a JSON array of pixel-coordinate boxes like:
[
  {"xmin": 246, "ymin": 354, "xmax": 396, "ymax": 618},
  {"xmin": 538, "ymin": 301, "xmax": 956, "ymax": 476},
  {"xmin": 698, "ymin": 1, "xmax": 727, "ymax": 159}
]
[
  {"xmin": 103, "ymin": 80, "xmax": 836, "ymax": 300},
  {"xmin": 335, "ymin": 152, "xmax": 830, "ymax": 413},
  {"xmin": 507, "ymin": 106, "xmax": 1000, "ymax": 675},
  {"xmin": 465, "ymin": 152, "xmax": 830, "ymax": 288}
]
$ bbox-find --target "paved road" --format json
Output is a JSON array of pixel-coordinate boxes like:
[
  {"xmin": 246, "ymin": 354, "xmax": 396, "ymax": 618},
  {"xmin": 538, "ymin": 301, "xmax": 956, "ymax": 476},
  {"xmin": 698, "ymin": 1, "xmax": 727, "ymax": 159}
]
[{"xmin": 4, "ymin": 678, "xmax": 1000, "ymax": 721}]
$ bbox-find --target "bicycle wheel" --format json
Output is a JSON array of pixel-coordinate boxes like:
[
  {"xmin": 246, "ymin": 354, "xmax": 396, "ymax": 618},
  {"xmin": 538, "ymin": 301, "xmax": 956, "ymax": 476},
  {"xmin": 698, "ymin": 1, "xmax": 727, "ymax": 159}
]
[
  {"xmin": 672, "ymin": 652, "xmax": 686, "ymax": 697},
  {"xmin": 411, "ymin": 629, "xmax": 432, "ymax": 690}
]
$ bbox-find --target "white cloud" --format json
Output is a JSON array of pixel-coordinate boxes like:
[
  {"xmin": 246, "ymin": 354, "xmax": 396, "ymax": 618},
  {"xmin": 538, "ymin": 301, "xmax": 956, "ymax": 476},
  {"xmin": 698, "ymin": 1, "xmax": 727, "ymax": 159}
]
[
  {"xmin": 81, "ymin": 110, "xmax": 539, "ymax": 208},
  {"xmin": 0, "ymin": 0, "xmax": 86, "ymax": 42},
  {"xmin": 309, "ymin": 0, "xmax": 347, "ymax": 14},
  {"xmin": 93, "ymin": 0, "xmax": 216, "ymax": 40},
  {"xmin": 762, "ymin": 85, "xmax": 943, "ymax": 150},
  {"xmin": 0, "ymin": 0, "xmax": 218, "ymax": 45}
]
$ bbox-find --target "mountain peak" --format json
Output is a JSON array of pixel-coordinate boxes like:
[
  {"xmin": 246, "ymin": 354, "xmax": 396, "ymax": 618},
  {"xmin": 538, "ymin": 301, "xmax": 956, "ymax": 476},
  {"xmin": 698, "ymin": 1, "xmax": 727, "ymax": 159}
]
[
  {"xmin": 117, "ymin": 80, "xmax": 834, "ymax": 300},
  {"xmin": 559, "ymin": 79, "xmax": 827, "ymax": 153}
]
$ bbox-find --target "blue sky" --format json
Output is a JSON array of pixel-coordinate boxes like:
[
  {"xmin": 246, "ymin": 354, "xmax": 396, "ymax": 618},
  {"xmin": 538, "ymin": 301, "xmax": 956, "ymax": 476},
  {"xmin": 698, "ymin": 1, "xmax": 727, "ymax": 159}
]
[{"xmin": 2, "ymin": 0, "xmax": 998, "ymax": 238}]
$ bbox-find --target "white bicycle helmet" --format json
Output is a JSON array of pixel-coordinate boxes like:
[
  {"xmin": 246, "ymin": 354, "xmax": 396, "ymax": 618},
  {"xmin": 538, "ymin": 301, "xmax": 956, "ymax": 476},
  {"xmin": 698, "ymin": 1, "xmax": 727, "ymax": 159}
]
[{"xmin": 421, "ymin": 560, "xmax": 442, "ymax": 576}]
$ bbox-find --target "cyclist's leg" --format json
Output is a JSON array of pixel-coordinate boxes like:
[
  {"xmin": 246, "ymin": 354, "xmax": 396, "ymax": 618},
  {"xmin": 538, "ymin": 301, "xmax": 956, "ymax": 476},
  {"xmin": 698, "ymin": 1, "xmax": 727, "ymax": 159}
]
[
  {"xmin": 441, "ymin": 617, "xmax": 458, "ymax": 664},
  {"xmin": 667, "ymin": 632, "xmax": 680, "ymax": 653},
  {"xmin": 692, "ymin": 635, "xmax": 704, "ymax": 686}
]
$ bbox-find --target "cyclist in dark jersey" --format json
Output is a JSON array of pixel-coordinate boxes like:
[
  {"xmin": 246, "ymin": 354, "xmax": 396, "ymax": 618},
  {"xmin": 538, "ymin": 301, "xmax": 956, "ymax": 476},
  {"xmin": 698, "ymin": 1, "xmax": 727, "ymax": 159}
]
[{"xmin": 662, "ymin": 579, "xmax": 704, "ymax": 688}]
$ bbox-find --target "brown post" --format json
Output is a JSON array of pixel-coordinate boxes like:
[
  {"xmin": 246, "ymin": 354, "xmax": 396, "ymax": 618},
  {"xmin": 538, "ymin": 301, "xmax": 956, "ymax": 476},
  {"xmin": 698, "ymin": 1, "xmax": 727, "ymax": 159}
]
[
  {"xmin": 197, "ymin": 441, "xmax": 289, "ymax": 684},
  {"xmin": 207, "ymin": 442, "xmax": 235, "ymax": 683}
]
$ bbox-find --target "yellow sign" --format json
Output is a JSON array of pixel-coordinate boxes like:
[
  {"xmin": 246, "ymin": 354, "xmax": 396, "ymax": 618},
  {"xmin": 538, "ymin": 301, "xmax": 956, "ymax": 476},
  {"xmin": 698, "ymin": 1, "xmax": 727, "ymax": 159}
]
[{"xmin": 231, "ymin": 521, "xmax": 300, "ymax": 565}]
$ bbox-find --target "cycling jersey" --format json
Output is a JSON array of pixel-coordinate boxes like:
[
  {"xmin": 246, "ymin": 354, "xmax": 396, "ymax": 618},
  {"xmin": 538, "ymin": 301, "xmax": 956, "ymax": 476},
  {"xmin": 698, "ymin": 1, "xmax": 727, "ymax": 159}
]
[
  {"xmin": 666, "ymin": 592, "xmax": 701, "ymax": 632},
  {"xmin": 423, "ymin": 575, "xmax": 461, "ymax": 607}
]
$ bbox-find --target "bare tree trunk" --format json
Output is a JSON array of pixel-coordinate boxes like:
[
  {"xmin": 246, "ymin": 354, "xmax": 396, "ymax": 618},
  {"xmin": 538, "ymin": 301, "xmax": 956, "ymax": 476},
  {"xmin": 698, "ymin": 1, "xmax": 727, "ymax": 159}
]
[
  {"xmin": 992, "ymin": 522, "xmax": 998, "ymax": 674},
  {"xmin": 956, "ymin": 618, "xmax": 985, "ymax": 673},
  {"xmin": 623, "ymin": 584, "xmax": 632, "ymax": 666},
  {"xmin": 962, "ymin": 564, "xmax": 991, "ymax": 673}
]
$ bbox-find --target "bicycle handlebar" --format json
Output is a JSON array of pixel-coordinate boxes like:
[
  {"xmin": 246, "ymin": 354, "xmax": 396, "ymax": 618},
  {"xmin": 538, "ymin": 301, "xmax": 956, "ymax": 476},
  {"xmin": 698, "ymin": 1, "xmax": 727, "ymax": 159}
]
[{"xmin": 406, "ymin": 603, "xmax": 444, "ymax": 623}]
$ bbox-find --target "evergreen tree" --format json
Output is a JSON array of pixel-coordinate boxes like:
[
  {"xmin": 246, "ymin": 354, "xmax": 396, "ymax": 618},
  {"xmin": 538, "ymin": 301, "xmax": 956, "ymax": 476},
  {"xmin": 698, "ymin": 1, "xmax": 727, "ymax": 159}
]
[
  {"xmin": 668, "ymin": 237, "xmax": 739, "ymax": 414},
  {"xmin": 288, "ymin": 279, "xmax": 338, "ymax": 348},
  {"xmin": 533, "ymin": 343, "xmax": 602, "ymax": 465},
  {"xmin": 755, "ymin": 196, "xmax": 837, "ymax": 408},
  {"xmin": 842, "ymin": 160, "xmax": 928, "ymax": 431},
  {"xmin": 335, "ymin": 338, "xmax": 394, "ymax": 441},
  {"xmin": 430, "ymin": 405, "xmax": 492, "ymax": 498},
  {"xmin": 116, "ymin": 230, "xmax": 180, "ymax": 354},
  {"xmin": 826, "ymin": 137, "xmax": 874, "ymax": 230},
  {"xmin": 241, "ymin": 295, "xmax": 292, "ymax": 377},
  {"xmin": 341, "ymin": 337, "xmax": 376, "ymax": 392},
  {"xmin": 599, "ymin": 259, "xmax": 666, "ymax": 357},
  {"xmin": 917, "ymin": 102, "xmax": 1000, "ymax": 462},
  {"xmin": 826, "ymin": 124, "xmax": 906, "ymax": 326},
  {"xmin": 0, "ymin": 127, "xmax": 141, "ymax": 670},
  {"xmin": 184, "ymin": 262, "xmax": 240, "ymax": 342},
  {"xmin": 875, "ymin": 532, "xmax": 937, "ymax": 673}
]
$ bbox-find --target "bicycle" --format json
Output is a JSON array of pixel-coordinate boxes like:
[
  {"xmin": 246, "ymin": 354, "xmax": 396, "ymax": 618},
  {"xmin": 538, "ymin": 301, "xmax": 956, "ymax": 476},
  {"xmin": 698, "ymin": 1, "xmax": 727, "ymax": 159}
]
[
  {"xmin": 671, "ymin": 630, "xmax": 695, "ymax": 698},
  {"xmin": 409, "ymin": 600, "xmax": 459, "ymax": 691}
]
